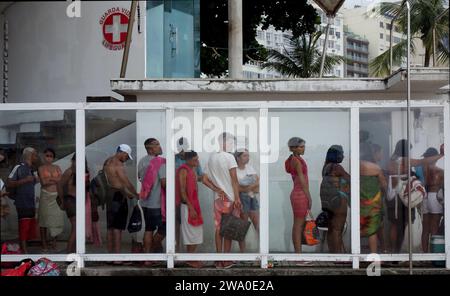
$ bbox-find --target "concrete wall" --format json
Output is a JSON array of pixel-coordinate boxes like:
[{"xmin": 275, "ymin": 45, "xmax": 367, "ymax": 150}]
[{"xmin": 3, "ymin": 1, "xmax": 146, "ymax": 103}]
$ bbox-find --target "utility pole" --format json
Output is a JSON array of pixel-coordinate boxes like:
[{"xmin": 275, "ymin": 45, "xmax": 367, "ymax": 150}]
[{"xmin": 228, "ymin": 0, "xmax": 243, "ymax": 79}]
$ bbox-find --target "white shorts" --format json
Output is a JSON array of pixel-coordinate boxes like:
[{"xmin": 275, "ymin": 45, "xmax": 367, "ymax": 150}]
[
  {"xmin": 181, "ymin": 204, "xmax": 203, "ymax": 245},
  {"xmin": 422, "ymin": 192, "xmax": 444, "ymax": 214}
]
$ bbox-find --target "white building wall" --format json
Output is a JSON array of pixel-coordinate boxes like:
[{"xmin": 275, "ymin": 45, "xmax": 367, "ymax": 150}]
[
  {"xmin": 342, "ymin": 6, "xmax": 404, "ymax": 63},
  {"xmin": 3, "ymin": 1, "xmax": 146, "ymax": 103}
]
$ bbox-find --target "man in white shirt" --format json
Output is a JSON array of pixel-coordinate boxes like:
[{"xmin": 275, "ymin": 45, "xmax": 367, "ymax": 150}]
[{"xmin": 205, "ymin": 132, "xmax": 241, "ymax": 269}]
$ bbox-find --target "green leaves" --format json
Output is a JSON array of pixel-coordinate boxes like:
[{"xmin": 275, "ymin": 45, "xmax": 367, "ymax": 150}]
[{"xmin": 262, "ymin": 32, "xmax": 345, "ymax": 78}]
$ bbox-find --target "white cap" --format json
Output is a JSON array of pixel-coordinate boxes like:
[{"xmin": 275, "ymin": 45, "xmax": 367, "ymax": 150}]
[
  {"xmin": 177, "ymin": 137, "xmax": 190, "ymax": 152},
  {"xmin": 117, "ymin": 144, "xmax": 133, "ymax": 160}
]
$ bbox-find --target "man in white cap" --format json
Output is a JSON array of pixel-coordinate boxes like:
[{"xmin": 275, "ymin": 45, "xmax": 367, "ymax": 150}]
[{"xmin": 103, "ymin": 144, "xmax": 138, "ymax": 262}]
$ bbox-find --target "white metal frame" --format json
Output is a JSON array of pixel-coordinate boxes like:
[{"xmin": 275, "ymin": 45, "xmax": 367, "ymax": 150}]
[{"xmin": 1, "ymin": 99, "xmax": 449, "ymax": 270}]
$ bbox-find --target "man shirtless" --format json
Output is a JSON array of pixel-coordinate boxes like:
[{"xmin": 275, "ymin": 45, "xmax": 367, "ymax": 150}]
[
  {"xmin": 103, "ymin": 144, "xmax": 138, "ymax": 260},
  {"xmin": 421, "ymin": 147, "xmax": 444, "ymax": 252}
]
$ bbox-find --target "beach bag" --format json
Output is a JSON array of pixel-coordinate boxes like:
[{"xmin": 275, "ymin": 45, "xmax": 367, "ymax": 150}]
[
  {"xmin": 1, "ymin": 259, "xmax": 35, "ymax": 276},
  {"xmin": 27, "ymin": 258, "xmax": 61, "ymax": 276},
  {"xmin": 128, "ymin": 201, "xmax": 144, "ymax": 233},
  {"xmin": 1, "ymin": 242, "xmax": 23, "ymax": 268},
  {"xmin": 320, "ymin": 164, "xmax": 341, "ymax": 210},
  {"xmin": 302, "ymin": 212, "xmax": 320, "ymax": 246},
  {"xmin": 399, "ymin": 176, "xmax": 425, "ymax": 208},
  {"xmin": 220, "ymin": 210, "xmax": 251, "ymax": 242},
  {"xmin": 316, "ymin": 211, "xmax": 329, "ymax": 228}
]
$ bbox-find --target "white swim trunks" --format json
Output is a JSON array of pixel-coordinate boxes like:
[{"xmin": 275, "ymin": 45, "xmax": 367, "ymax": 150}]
[
  {"xmin": 422, "ymin": 192, "xmax": 443, "ymax": 214},
  {"xmin": 181, "ymin": 204, "xmax": 203, "ymax": 245}
]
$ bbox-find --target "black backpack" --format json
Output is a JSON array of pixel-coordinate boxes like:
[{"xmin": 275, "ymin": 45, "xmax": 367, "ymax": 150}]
[
  {"xmin": 319, "ymin": 163, "xmax": 341, "ymax": 211},
  {"xmin": 89, "ymin": 170, "xmax": 110, "ymax": 209}
]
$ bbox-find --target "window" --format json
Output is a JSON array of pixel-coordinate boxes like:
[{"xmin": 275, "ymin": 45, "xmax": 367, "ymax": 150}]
[
  {"xmin": 266, "ymin": 32, "xmax": 272, "ymax": 41},
  {"xmin": 257, "ymin": 30, "xmax": 264, "ymax": 40},
  {"xmin": 328, "ymin": 40, "xmax": 335, "ymax": 49},
  {"xmin": 386, "ymin": 34, "xmax": 391, "ymax": 41},
  {"xmin": 386, "ymin": 23, "xmax": 392, "ymax": 30},
  {"xmin": 394, "ymin": 37, "xmax": 401, "ymax": 43},
  {"xmin": 379, "ymin": 21, "xmax": 384, "ymax": 28},
  {"xmin": 380, "ymin": 33, "xmax": 384, "ymax": 39},
  {"xmin": 336, "ymin": 31, "xmax": 340, "ymax": 39}
]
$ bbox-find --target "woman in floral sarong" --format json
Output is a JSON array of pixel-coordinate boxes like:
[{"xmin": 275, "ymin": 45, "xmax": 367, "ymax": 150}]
[{"xmin": 360, "ymin": 142, "xmax": 387, "ymax": 253}]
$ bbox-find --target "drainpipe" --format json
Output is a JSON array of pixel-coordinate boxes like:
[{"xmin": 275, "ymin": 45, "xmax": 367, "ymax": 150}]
[
  {"xmin": 120, "ymin": 1, "xmax": 138, "ymax": 78},
  {"xmin": 406, "ymin": 0, "xmax": 412, "ymax": 276},
  {"xmin": 1, "ymin": 2, "xmax": 15, "ymax": 103},
  {"xmin": 2, "ymin": 19, "xmax": 7, "ymax": 103}
]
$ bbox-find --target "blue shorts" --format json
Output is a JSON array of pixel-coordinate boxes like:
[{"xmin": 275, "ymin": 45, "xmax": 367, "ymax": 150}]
[{"xmin": 240, "ymin": 193, "xmax": 259, "ymax": 213}]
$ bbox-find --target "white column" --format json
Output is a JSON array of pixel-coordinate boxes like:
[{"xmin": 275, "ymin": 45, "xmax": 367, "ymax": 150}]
[
  {"xmin": 75, "ymin": 109, "xmax": 86, "ymax": 267},
  {"xmin": 444, "ymin": 102, "xmax": 450, "ymax": 269},
  {"xmin": 259, "ymin": 108, "xmax": 269, "ymax": 268},
  {"xmin": 228, "ymin": 0, "xmax": 243, "ymax": 79},
  {"xmin": 350, "ymin": 107, "xmax": 360, "ymax": 269},
  {"xmin": 166, "ymin": 108, "xmax": 175, "ymax": 268}
]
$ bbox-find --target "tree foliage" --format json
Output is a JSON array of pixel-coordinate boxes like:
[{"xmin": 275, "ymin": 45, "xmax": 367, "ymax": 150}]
[
  {"xmin": 370, "ymin": 0, "xmax": 449, "ymax": 77},
  {"xmin": 200, "ymin": 0, "xmax": 320, "ymax": 77},
  {"xmin": 262, "ymin": 32, "xmax": 345, "ymax": 78}
]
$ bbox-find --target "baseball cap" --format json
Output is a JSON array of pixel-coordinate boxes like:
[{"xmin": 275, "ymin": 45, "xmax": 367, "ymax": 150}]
[
  {"xmin": 117, "ymin": 144, "xmax": 133, "ymax": 160},
  {"xmin": 422, "ymin": 147, "xmax": 439, "ymax": 158}
]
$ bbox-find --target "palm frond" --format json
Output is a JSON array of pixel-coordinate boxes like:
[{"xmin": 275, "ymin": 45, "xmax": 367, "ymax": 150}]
[{"xmin": 369, "ymin": 38, "xmax": 417, "ymax": 77}]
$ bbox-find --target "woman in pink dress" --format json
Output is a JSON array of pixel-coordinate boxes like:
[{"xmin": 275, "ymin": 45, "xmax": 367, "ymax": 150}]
[{"xmin": 285, "ymin": 137, "xmax": 312, "ymax": 254}]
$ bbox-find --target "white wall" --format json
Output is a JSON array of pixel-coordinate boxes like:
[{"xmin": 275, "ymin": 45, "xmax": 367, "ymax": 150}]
[{"xmin": 4, "ymin": 1, "xmax": 145, "ymax": 103}]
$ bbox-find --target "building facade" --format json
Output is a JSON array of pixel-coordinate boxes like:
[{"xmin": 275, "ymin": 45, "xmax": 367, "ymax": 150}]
[
  {"xmin": 342, "ymin": 5, "xmax": 405, "ymax": 69},
  {"xmin": 344, "ymin": 29, "xmax": 369, "ymax": 77},
  {"xmin": 243, "ymin": 8, "xmax": 345, "ymax": 78}
]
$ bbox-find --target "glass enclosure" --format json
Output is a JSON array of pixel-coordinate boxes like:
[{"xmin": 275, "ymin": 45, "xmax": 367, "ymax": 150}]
[{"xmin": 0, "ymin": 102, "xmax": 448, "ymax": 269}]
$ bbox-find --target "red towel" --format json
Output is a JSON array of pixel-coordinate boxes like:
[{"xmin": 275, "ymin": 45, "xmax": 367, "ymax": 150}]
[
  {"xmin": 175, "ymin": 164, "xmax": 203, "ymax": 226},
  {"xmin": 140, "ymin": 156, "xmax": 166, "ymax": 221}
]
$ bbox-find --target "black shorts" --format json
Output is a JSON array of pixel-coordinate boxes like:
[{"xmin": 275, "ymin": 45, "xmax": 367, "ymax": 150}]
[
  {"xmin": 106, "ymin": 191, "xmax": 128, "ymax": 230},
  {"xmin": 64, "ymin": 195, "xmax": 76, "ymax": 219},
  {"xmin": 142, "ymin": 207, "xmax": 166, "ymax": 235},
  {"xmin": 16, "ymin": 207, "xmax": 35, "ymax": 220}
]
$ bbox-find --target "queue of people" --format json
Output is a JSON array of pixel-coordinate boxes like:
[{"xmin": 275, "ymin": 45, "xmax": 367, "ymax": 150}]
[{"xmin": 0, "ymin": 135, "xmax": 445, "ymax": 266}]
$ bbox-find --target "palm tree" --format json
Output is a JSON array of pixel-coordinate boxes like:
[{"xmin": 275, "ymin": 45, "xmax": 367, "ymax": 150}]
[
  {"xmin": 370, "ymin": 0, "xmax": 449, "ymax": 77},
  {"xmin": 261, "ymin": 31, "xmax": 345, "ymax": 78}
]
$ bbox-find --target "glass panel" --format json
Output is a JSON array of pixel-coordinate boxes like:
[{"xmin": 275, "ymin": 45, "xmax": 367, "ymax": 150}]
[
  {"xmin": 85, "ymin": 110, "xmax": 167, "ymax": 258},
  {"xmin": 172, "ymin": 109, "xmax": 260, "ymax": 261},
  {"xmin": 360, "ymin": 107, "xmax": 444, "ymax": 259},
  {"xmin": 412, "ymin": 108, "xmax": 444, "ymax": 257},
  {"xmin": 268, "ymin": 109, "xmax": 351, "ymax": 255},
  {"xmin": 0, "ymin": 110, "xmax": 75, "ymax": 255}
]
